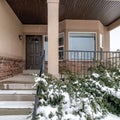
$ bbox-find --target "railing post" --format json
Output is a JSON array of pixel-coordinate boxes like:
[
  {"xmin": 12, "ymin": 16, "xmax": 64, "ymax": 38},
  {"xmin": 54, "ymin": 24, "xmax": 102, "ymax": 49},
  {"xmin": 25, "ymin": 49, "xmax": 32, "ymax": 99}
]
[
  {"xmin": 39, "ymin": 50, "xmax": 45, "ymax": 77},
  {"xmin": 100, "ymin": 48, "xmax": 103, "ymax": 63}
]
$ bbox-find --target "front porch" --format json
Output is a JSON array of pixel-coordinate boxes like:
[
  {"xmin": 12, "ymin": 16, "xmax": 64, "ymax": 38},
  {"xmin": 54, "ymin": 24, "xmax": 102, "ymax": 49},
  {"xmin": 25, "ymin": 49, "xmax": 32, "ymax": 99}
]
[
  {"xmin": 0, "ymin": 0, "xmax": 120, "ymax": 79},
  {"xmin": 0, "ymin": 0, "xmax": 120, "ymax": 119}
]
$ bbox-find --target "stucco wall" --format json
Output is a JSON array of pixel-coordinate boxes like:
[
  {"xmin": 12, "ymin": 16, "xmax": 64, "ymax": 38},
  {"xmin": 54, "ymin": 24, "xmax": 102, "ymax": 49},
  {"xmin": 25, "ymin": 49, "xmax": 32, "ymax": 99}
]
[
  {"xmin": 23, "ymin": 25, "xmax": 47, "ymax": 35},
  {"xmin": 98, "ymin": 21, "xmax": 110, "ymax": 51},
  {"xmin": 108, "ymin": 18, "xmax": 120, "ymax": 31},
  {"xmin": 63, "ymin": 20, "xmax": 110, "ymax": 51},
  {"xmin": 0, "ymin": 0, "xmax": 23, "ymax": 59},
  {"xmin": 103, "ymin": 27, "xmax": 110, "ymax": 51},
  {"xmin": 65, "ymin": 20, "xmax": 99, "ymax": 31},
  {"xmin": 23, "ymin": 19, "xmax": 110, "ymax": 54}
]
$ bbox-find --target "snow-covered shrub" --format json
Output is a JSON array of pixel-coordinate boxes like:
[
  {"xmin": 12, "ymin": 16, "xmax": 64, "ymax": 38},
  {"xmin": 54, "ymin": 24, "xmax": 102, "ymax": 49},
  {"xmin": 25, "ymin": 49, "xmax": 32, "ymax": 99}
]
[
  {"xmin": 34, "ymin": 66, "xmax": 120, "ymax": 120},
  {"xmin": 90, "ymin": 65, "xmax": 120, "ymax": 116}
]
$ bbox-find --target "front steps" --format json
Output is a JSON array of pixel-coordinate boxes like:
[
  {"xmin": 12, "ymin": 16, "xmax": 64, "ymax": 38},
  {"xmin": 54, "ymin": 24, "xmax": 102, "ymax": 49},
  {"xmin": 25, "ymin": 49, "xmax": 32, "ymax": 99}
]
[{"xmin": 0, "ymin": 74, "xmax": 36, "ymax": 120}]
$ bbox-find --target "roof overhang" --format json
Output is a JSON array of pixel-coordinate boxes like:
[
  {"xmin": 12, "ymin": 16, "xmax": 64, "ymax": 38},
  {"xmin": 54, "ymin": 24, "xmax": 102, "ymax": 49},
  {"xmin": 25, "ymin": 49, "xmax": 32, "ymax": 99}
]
[{"xmin": 6, "ymin": 0, "xmax": 120, "ymax": 26}]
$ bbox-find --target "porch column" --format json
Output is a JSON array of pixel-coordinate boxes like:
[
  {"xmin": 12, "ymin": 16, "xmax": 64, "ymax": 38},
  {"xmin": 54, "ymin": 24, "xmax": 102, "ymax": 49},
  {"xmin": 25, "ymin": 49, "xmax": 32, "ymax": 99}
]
[{"xmin": 47, "ymin": 0, "xmax": 59, "ymax": 76}]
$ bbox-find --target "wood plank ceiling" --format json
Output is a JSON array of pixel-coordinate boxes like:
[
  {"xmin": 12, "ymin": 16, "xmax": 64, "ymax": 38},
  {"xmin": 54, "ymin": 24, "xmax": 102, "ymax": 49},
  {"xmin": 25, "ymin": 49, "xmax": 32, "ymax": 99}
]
[{"xmin": 6, "ymin": 0, "xmax": 120, "ymax": 26}]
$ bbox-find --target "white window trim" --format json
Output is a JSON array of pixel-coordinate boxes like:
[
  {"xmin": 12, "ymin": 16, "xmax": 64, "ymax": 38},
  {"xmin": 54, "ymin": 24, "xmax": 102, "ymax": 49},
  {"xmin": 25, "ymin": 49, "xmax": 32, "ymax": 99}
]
[{"xmin": 100, "ymin": 33, "xmax": 103, "ymax": 49}]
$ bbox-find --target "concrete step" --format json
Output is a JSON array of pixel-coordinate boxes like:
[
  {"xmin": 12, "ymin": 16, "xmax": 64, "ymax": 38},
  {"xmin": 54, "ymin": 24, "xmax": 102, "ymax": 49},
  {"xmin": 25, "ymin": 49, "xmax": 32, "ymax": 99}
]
[
  {"xmin": 0, "ymin": 90, "xmax": 35, "ymax": 101},
  {"xmin": 0, "ymin": 94, "xmax": 35, "ymax": 101},
  {"xmin": 0, "ymin": 101, "xmax": 33, "ymax": 115},
  {"xmin": 0, "ymin": 90, "xmax": 36, "ymax": 95},
  {"xmin": 0, "ymin": 108, "xmax": 32, "ymax": 115},
  {"xmin": 0, "ymin": 74, "xmax": 35, "ymax": 83},
  {"xmin": 0, "ymin": 115, "xmax": 30, "ymax": 120},
  {"xmin": 0, "ymin": 83, "xmax": 36, "ymax": 90},
  {"xmin": 23, "ymin": 70, "xmax": 39, "ymax": 75}
]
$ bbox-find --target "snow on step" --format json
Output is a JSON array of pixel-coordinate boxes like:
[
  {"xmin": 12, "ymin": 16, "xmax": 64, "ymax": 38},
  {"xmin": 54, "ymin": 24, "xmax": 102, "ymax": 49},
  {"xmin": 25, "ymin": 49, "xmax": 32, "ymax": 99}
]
[
  {"xmin": 0, "ymin": 115, "xmax": 29, "ymax": 120},
  {"xmin": 0, "ymin": 101, "xmax": 33, "ymax": 108},
  {"xmin": 0, "ymin": 90, "xmax": 36, "ymax": 95}
]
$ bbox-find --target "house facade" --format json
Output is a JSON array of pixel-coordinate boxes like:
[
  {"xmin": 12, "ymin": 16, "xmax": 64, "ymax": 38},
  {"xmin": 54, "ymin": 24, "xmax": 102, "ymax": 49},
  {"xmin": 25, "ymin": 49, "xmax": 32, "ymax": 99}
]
[{"xmin": 0, "ymin": 0, "xmax": 120, "ymax": 79}]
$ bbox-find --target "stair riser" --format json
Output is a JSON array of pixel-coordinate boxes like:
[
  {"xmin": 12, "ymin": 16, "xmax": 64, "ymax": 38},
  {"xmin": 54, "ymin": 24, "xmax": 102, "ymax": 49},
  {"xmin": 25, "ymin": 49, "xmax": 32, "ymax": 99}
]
[
  {"xmin": 0, "ymin": 84, "xmax": 35, "ymax": 90},
  {"xmin": 23, "ymin": 70, "xmax": 39, "ymax": 75},
  {"xmin": 0, "ymin": 108, "xmax": 32, "ymax": 115},
  {"xmin": 0, "ymin": 95, "xmax": 35, "ymax": 101}
]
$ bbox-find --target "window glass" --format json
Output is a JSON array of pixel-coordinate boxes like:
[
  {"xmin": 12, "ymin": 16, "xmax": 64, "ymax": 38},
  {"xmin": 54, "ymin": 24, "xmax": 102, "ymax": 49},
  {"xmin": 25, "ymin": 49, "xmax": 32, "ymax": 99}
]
[
  {"xmin": 69, "ymin": 33, "xmax": 96, "ymax": 60},
  {"xmin": 59, "ymin": 37, "xmax": 64, "ymax": 46},
  {"xmin": 44, "ymin": 36, "xmax": 48, "ymax": 61},
  {"xmin": 59, "ymin": 33, "xmax": 64, "ymax": 60},
  {"xmin": 44, "ymin": 33, "xmax": 64, "ymax": 61}
]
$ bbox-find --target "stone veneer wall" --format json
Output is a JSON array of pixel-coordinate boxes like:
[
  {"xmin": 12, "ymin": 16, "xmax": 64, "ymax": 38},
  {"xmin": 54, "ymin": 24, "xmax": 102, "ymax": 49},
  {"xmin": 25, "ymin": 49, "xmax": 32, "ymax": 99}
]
[{"xmin": 0, "ymin": 56, "xmax": 24, "ymax": 80}]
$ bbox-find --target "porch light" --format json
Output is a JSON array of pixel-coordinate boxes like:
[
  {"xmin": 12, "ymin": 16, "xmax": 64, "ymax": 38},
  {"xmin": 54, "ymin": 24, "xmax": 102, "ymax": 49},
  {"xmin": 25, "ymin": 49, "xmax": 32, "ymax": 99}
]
[{"xmin": 18, "ymin": 35, "xmax": 23, "ymax": 40}]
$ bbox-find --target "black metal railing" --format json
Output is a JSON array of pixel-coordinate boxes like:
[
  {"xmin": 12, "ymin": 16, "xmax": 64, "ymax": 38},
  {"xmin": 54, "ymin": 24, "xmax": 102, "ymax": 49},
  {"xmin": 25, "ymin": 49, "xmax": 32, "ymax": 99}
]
[
  {"xmin": 59, "ymin": 50, "xmax": 120, "ymax": 76},
  {"xmin": 32, "ymin": 50, "xmax": 45, "ymax": 120}
]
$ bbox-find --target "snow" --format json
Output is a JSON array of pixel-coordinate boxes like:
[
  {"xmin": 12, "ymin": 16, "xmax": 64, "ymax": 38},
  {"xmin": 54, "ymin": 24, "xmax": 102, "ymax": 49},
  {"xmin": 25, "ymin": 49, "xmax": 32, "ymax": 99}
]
[
  {"xmin": 89, "ymin": 78, "xmax": 120, "ymax": 99},
  {"xmin": 34, "ymin": 77, "xmax": 47, "ymax": 84},
  {"xmin": 34, "ymin": 70, "xmax": 120, "ymax": 120},
  {"xmin": 37, "ymin": 106, "xmax": 58, "ymax": 120},
  {"xmin": 92, "ymin": 73, "xmax": 100, "ymax": 78},
  {"xmin": 33, "ymin": 76, "xmax": 48, "ymax": 88},
  {"xmin": 61, "ymin": 114, "xmax": 80, "ymax": 120},
  {"xmin": 101, "ymin": 113, "xmax": 120, "ymax": 120}
]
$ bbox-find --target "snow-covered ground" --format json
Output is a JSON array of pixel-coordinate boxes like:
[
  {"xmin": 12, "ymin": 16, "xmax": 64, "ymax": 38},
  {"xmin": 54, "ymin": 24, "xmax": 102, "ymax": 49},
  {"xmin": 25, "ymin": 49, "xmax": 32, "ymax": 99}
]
[{"xmin": 101, "ymin": 113, "xmax": 120, "ymax": 120}]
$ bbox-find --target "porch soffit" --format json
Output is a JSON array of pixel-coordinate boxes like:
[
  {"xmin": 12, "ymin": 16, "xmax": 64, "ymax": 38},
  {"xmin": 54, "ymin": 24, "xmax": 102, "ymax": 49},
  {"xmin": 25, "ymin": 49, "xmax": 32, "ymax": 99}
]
[{"xmin": 6, "ymin": 0, "xmax": 120, "ymax": 26}]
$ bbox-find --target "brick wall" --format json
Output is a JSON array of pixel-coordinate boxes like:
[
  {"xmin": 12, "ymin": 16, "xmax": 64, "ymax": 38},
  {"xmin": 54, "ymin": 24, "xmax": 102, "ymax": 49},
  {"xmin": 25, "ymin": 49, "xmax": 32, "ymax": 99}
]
[
  {"xmin": 59, "ymin": 61, "xmax": 101, "ymax": 75},
  {"xmin": 0, "ymin": 56, "xmax": 24, "ymax": 80},
  {"xmin": 45, "ymin": 61, "xmax": 96, "ymax": 75}
]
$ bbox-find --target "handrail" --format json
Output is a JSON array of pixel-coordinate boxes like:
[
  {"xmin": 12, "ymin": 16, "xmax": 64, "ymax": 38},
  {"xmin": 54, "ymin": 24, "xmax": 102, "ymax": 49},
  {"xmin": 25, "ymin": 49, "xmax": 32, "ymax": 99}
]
[
  {"xmin": 32, "ymin": 50, "xmax": 45, "ymax": 120},
  {"xmin": 39, "ymin": 50, "xmax": 45, "ymax": 77}
]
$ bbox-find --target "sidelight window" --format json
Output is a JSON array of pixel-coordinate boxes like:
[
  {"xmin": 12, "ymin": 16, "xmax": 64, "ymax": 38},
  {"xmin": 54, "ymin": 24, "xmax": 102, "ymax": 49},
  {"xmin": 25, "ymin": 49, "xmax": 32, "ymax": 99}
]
[{"xmin": 44, "ymin": 33, "xmax": 64, "ymax": 61}]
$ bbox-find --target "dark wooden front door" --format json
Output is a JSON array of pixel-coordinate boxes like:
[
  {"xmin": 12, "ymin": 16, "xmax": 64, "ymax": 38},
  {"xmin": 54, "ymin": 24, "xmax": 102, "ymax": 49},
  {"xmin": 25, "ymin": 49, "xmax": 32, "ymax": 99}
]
[{"xmin": 26, "ymin": 35, "xmax": 42, "ymax": 69}]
